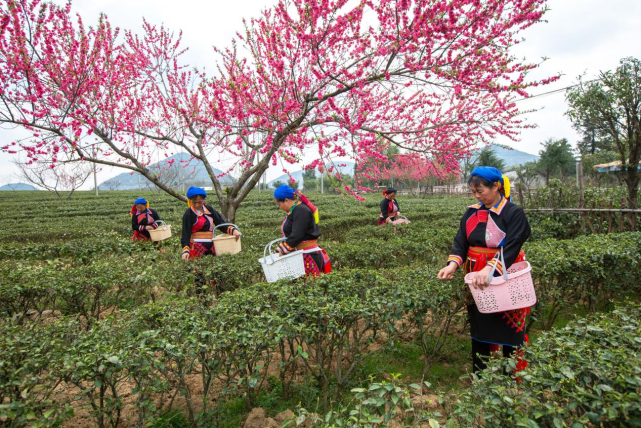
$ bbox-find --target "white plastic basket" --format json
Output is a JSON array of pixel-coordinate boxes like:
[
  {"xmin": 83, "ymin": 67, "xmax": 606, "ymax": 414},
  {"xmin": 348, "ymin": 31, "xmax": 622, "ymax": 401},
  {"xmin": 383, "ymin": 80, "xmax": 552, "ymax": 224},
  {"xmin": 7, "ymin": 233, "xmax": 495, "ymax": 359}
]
[
  {"xmin": 258, "ymin": 238, "xmax": 305, "ymax": 283},
  {"xmin": 464, "ymin": 248, "xmax": 536, "ymax": 314},
  {"xmin": 213, "ymin": 223, "xmax": 242, "ymax": 255},
  {"xmin": 148, "ymin": 221, "xmax": 172, "ymax": 242}
]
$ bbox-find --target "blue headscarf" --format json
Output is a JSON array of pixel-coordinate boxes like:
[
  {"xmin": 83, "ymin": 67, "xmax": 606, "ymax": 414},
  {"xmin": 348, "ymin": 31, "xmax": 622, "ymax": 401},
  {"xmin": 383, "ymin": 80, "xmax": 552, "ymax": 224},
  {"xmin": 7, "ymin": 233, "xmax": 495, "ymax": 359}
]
[
  {"xmin": 186, "ymin": 186, "xmax": 207, "ymax": 199},
  {"xmin": 131, "ymin": 198, "xmax": 149, "ymax": 217},
  {"xmin": 471, "ymin": 166, "xmax": 503, "ymax": 185},
  {"xmin": 274, "ymin": 184, "xmax": 295, "ymax": 200}
]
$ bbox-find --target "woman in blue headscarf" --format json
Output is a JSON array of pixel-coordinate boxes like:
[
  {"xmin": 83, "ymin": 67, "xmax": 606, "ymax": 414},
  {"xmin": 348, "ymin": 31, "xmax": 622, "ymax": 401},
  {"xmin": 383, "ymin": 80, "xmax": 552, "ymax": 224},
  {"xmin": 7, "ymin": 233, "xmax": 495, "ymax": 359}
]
[
  {"xmin": 437, "ymin": 166, "xmax": 531, "ymax": 374},
  {"xmin": 130, "ymin": 198, "xmax": 162, "ymax": 241},
  {"xmin": 181, "ymin": 187, "xmax": 240, "ymax": 260},
  {"xmin": 273, "ymin": 184, "xmax": 331, "ymax": 277}
]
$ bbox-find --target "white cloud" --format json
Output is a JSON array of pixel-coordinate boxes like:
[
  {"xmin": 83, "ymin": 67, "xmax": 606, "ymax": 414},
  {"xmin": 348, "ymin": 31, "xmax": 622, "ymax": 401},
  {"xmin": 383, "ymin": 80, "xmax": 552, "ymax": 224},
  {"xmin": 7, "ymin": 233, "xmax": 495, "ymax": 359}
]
[{"xmin": 497, "ymin": 0, "xmax": 641, "ymax": 155}]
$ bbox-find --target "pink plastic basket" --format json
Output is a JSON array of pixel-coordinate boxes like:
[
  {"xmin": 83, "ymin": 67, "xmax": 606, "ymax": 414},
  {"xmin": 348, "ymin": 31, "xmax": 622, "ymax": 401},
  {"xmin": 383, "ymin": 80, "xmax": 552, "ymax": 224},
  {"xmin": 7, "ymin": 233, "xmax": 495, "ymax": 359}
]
[{"xmin": 464, "ymin": 248, "xmax": 537, "ymax": 314}]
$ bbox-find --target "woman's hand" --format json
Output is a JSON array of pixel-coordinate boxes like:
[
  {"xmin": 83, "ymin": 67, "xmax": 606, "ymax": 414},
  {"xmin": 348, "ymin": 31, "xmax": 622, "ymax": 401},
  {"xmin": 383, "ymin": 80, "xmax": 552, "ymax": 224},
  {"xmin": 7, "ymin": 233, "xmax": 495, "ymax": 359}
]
[
  {"xmin": 471, "ymin": 266, "xmax": 493, "ymax": 290},
  {"xmin": 145, "ymin": 225, "xmax": 154, "ymax": 231},
  {"xmin": 438, "ymin": 263, "xmax": 458, "ymax": 280},
  {"xmin": 233, "ymin": 229, "xmax": 241, "ymax": 241},
  {"xmin": 182, "ymin": 252, "xmax": 190, "ymax": 261}
]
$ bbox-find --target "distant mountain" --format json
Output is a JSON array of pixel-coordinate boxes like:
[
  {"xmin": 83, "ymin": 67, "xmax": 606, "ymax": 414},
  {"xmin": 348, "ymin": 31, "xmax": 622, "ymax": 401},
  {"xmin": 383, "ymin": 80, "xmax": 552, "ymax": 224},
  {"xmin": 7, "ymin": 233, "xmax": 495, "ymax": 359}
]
[
  {"xmin": 99, "ymin": 153, "xmax": 236, "ymax": 191},
  {"xmin": 489, "ymin": 145, "xmax": 538, "ymax": 168},
  {"xmin": 268, "ymin": 170, "xmax": 305, "ymax": 189},
  {"xmin": 267, "ymin": 162, "xmax": 355, "ymax": 190},
  {"xmin": 0, "ymin": 183, "xmax": 38, "ymax": 191}
]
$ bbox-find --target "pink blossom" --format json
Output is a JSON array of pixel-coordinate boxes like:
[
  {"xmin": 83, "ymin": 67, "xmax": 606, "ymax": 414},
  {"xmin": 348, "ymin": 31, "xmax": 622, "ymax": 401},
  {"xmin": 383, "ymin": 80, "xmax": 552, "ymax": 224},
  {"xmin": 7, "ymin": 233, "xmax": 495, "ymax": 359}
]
[{"xmin": 0, "ymin": 0, "xmax": 556, "ymax": 210}]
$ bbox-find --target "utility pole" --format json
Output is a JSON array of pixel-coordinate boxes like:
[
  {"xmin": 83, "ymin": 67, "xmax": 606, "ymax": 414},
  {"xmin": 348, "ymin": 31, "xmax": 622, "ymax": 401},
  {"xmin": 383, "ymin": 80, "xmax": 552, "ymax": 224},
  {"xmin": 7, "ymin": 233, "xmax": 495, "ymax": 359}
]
[
  {"xmin": 93, "ymin": 146, "xmax": 98, "ymax": 196},
  {"xmin": 577, "ymin": 161, "xmax": 584, "ymax": 207},
  {"xmin": 577, "ymin": 160, "xmax": 585, "ymax": 231},
  {"xmin": 257, "ymin": 152, "xmax": 261, "ymax": 193},
  {"xmin": 93, "ymin": 163, "xmax": 98, "ymax": 196}
]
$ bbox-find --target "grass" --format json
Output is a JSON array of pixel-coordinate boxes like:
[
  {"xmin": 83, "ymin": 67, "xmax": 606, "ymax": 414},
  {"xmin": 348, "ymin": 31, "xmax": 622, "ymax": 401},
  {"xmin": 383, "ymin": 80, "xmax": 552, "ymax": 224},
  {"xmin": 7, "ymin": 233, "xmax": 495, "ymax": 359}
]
[
  {"xmin": 255, "ymin": 376, "xmax": 322, "ymax": 417},
  {"xmin": 194, "ymin": 377, "xmax": 325, "ymax": 428},
  {"xmin": 217, "ymin": 398, "xmax": 247, "ymax": 428},
  {"xmin": 424, "ymin": 335, "xmax": 471, "ymax": 390},
  {"xmin": 359, "ymin": 340, "xmax": 424, "ymax": 380},
  {"xmin": 358, "ymin": 333, "xmax": 470, "ymax": 392},
  {"xmin": 152, "ymin": 410, "xmax": 189, "ymax": 428}
]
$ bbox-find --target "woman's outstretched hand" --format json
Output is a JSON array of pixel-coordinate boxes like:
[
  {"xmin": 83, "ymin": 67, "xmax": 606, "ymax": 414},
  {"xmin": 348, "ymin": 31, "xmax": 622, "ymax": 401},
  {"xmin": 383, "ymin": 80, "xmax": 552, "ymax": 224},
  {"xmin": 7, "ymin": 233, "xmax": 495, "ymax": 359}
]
[
  {"xmin": 233, "ymin": 229, "xmax": 241, "ymax": 241},
  {"xmin": 438, "ymin": 263, "xmax": 457, "ymax": 280},
  {"xmin": 471, "ymin": 266, "xmax": 493, "ymax": 290}
]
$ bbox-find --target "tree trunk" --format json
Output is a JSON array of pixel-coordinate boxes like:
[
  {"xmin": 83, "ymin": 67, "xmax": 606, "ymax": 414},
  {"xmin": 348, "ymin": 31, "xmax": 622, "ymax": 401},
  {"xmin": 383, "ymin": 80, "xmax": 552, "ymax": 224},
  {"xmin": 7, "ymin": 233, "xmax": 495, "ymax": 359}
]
[
  {"xmin": 627, "ymin": 179, "xmax": 639, "ymax": 209},
  {"xmin": 517, "ymin": 183, "xmax": 524, "ymax": 206},
  {"xmin": 222, "ymin": 201, "xmax": 238, "ymax": 224}
]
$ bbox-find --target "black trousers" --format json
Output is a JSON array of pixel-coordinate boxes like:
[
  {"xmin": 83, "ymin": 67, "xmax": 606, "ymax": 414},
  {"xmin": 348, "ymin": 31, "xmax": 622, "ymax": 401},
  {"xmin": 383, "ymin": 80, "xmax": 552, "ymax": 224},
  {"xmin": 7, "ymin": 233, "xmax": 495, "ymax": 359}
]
[{"xmin": 471, "ymin": 339, "xmax": 515, "ymax": 373}]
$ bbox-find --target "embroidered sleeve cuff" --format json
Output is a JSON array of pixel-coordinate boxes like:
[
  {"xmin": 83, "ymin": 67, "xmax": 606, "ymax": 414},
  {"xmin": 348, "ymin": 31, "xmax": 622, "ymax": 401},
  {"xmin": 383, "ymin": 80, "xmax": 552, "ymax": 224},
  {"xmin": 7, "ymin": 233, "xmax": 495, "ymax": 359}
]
[
  {"xmin": 227, "ymin": 226, "xmax": 235, "ymax": 235},
  {"xmin": 487, "ymin": 259, "xmax": 504, "ymax": 274},
  {"xmin": 447, "ymin": 255, "xmax": 463, "ymax": 267},
  {"xmin": 151, "ymin": 223, "xmax": 159, "ymax": 229},
  {"xmin": 182, "ymin": 246, "xmax": 190, "ymax": 254},
  {"xmin": 139, "ymin": 225, "xmax": 145, "ymax": 231},
  {"xmin": 278, "ymin": 242, "xmax": 294, "ymax": 254}
]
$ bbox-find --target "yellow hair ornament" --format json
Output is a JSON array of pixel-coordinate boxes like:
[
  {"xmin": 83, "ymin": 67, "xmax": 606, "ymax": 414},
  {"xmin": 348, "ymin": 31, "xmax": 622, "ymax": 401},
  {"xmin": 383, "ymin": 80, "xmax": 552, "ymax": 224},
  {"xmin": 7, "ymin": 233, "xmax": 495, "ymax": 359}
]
[{"xmin": 502, "ymin": 175, "xmax": 511, "ymax": 199}]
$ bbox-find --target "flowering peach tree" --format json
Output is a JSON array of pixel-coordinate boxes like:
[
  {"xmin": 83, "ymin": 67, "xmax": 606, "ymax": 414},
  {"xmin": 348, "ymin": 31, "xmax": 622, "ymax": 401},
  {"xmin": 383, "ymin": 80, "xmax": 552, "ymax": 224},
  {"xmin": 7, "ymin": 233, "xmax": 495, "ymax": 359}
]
[{"xmin": 0, "ymin": 0, "xmax": 556, "ymax": 220}]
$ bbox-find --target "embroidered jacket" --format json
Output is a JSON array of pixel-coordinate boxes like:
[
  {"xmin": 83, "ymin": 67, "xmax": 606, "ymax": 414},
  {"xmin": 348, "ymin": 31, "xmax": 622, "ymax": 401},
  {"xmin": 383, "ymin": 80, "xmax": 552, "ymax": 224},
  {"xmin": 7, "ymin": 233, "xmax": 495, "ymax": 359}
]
[
  {"xmin": 379, "ymin": 198, "xmax": 400, "ymax": 221},
  {"xmin": 180, "ymin": 205, "xmax": 237, "ymax": 253},
  {"xmin": 132, "ymin": 208, "xmax": 161, "ymax": 238},
  {"xmin": 278, "ymin": 203, "xmax": 321, "ymax": 254},
  {"xmin": 448, "ymin": 197, "xmax": 531, "ymax": 275}
]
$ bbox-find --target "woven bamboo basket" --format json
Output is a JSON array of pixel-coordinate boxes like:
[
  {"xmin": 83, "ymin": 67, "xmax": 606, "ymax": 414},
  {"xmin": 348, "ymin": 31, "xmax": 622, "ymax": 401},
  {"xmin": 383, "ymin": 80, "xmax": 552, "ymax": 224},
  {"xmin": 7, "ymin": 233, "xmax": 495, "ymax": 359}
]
[
  {"xmin": 148, "ymin": 221, "xmax": 172, "ymax": 241},
  {"xmin": 213, "ymin": 223, "xmax": 242, "ymax": 255}
]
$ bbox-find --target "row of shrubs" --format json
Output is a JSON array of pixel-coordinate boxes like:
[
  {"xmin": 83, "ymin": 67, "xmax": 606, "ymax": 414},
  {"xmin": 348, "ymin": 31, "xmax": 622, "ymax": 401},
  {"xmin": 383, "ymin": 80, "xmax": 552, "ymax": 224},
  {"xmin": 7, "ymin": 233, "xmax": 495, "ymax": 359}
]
[
  {"xmin": 448, "ymin": 302, "xmax": 641, "ymax": 427},
  {"xmin": 0, "ymin": 189, "xmax": 585, "ymax": 246},
  {"xmin": 2, "ymin": 191, "xmax": 639, "ymax": 427},
  {"xmin": 3, "ymin": 226, "xmax": 641, "ymax": 427},
  {"xmin": 4, "ymin": 277, "xmax": 639, "ymax": 428},
  {"xmin": 2, "ymin": 230, "xmax": 640, "ymax": 325},
  {"xmin": 0, "ymin": 269, "xmax": 456, "ymax": 427},
  {"xmin": 292, "ymin": 303, "xmax": 641, "ymax": 427}
]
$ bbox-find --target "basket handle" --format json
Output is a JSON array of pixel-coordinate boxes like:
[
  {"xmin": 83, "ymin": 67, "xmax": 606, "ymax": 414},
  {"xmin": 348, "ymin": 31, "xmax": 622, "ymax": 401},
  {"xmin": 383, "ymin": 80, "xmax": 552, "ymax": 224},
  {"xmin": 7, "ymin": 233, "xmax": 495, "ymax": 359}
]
[
  {"xmin": 487, "ymin": 247, "xmax": 509, "ymax": 285},
  {"xmin": 264, "ymin": 237, "xmax": 287, "ymax": 263},
  {"xmin": 155, "ymin": 220, "xmax": 166, "ymax": 226},
  {"xmin": 214, "ymin": 222, "xmax": 241, "ymax": 236},
  {"xmin": 398, "ymin": 215, "xmax": 409, "ymax": 221}
]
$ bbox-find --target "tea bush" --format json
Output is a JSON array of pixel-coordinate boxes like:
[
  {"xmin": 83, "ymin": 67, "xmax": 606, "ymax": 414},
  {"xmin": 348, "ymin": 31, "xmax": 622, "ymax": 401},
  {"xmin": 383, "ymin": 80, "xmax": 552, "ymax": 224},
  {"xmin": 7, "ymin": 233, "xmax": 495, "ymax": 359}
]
[{"xmin": 1, "ymin": 190, "xmax": 640, "ymax": 427}]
